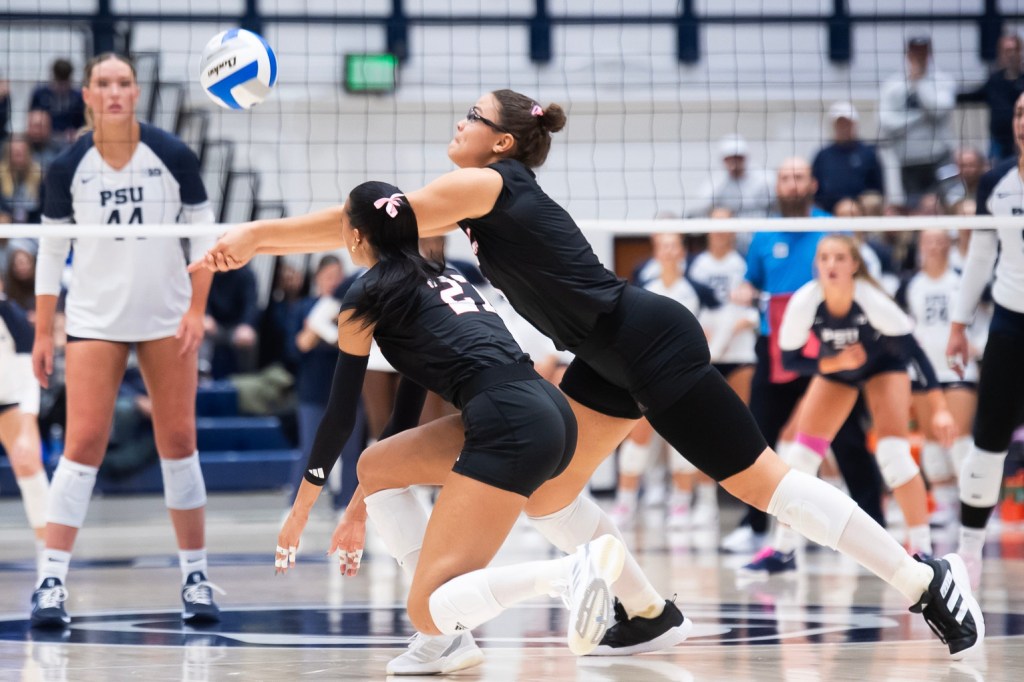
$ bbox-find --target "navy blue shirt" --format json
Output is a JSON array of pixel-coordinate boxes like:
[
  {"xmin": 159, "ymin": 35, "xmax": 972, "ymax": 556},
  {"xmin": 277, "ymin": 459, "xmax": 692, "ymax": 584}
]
[
  {"xmin": 811, "ymin": 140, "xmax": 884, "ymax": 213},
  {"xmin": 959, "ymin": 69, "xmax": 1024, "ymax": 158}
]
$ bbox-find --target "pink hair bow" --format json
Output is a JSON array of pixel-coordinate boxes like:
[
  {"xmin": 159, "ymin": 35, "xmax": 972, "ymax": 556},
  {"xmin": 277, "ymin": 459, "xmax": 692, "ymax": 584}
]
[
  {"xmin": 531, "ymin": 104, "xmax": 544, "ymax": 117},
  {"xmin": 374, "ymin": 193, "xmax": 404, "ymax": 218}
]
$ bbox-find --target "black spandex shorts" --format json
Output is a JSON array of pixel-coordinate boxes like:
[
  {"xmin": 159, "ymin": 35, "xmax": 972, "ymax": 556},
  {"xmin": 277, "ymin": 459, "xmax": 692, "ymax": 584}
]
[
  {"xmin": 456, "ymin": 378, "xmax": 577, "ymax": 497},
  {"xmin": 561, "ymin": 285, "xmax": 766, "ymax": 480},
  {"xmin": 911, "ymin": 379, "xmax": 977, "ymax": 394},
  {"xmin": 0, "ymin": 403, "xmax": 19, "ymax": 416},
  {"xmin": 561, "ymin": 285, "xmax": 712, "ymax": 417}
]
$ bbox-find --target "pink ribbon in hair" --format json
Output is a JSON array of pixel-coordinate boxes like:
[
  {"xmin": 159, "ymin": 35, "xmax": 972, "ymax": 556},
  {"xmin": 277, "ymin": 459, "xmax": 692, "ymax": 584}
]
[
  {"xmin": 374, "ymin": 193, "xmax": 404, "ymax": 218},
  {"xmin": 531, "ymin": 104, "xmax": 544, "ymax": 117}
]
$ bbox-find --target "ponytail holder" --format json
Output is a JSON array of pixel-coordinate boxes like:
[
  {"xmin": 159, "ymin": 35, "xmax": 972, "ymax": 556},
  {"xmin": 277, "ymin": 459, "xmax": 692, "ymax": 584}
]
[
  {"xmin": 530, "ymin": 104, "xmax": 544, "ymax": 118},
  {"xmin": 373, "ymin": 193, "xmax": 404, "ymax": 218}
]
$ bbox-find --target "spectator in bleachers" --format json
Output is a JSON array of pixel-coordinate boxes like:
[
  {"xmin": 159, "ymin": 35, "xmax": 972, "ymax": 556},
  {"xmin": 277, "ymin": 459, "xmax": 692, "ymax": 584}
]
[
  {"xmin": 958, "ymin": 33, "xmax": 1024, "ymax": 162},
  {"xmin": 202, "ymin": 266, "xmax": 260, "ymax": 378},
  {"xmin": 811, "ymin": 102, "xmax": 884, "ymax": 213},
  {"xmin": 0, "ymin": 135, "xmax": 43, "ymax": 224},
  {"xmin": 879, "ymin": 35, "xmax": 957, "ymax": 207},
  {"xmin": 25, "ymin": 110, "xmax": 61, "ymax": 175},
  {"xmin": 0, "ymin": 77, "xmax": 10, "ymax": 145},
  {"xmin": 4, "ymin": 239, "xmax": 37, "ymax": 315},
  {"xmin": 29, "ymin": 59, "xmax": 86, "ymax": 144},
  {"xmin": 689, "ymin": 133, "xmax": 774, "ymax": 220},
  {"xmin": 953, "ymin": 147, "xmax": 988, "ymax": 202},
  {"xmin": 259, "ymin": 262, "xmax": 307, "ymax": 372}
]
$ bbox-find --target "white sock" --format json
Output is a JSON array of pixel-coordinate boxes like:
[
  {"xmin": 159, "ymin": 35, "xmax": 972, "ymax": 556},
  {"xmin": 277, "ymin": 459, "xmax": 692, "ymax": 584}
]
[
  {"xmin": 838, "ymin": 507, "xmax": 934, "ymax": 602},
  {"xmin": 668, "ymin": 489, "xmax": 689, "ymax": 509},
  {"xmin": 694, "ymin": 482, "xmax": 718, "ymax": 509},
  {"xmin": 768, "ymin": 469, "xmax": 933, "ymax": 603},
  {"xmin": 38, "ymin": 549, "xmax": 71, "ymax": 585},
  {"xmin": 16, "ymin": 471, "xmax": 49, "ymax": 530},
  {"xmin": 529, "ymin": 496, "xmax": 663, "ymax": 619},
  {"xmin": 906, "ymin": 525, "xmax": 932, "ymax": 556},
  {"xmin": 615, "ymin": 487, "xmax": 638, "ymax": 509},
  {"xmin": 365, "ymin": 487, "xmax": 429, "ymax": 579},
  {"xmin": 959, "ymin": 526, "xmax": 986, "ymax": 558},
  {"xmin": 428, "ymin": 555, "xmax": 573, "ymax": 634},
  {"xmin": 179, "ymin": 548, "xmax": 208, "ymax": 581}
]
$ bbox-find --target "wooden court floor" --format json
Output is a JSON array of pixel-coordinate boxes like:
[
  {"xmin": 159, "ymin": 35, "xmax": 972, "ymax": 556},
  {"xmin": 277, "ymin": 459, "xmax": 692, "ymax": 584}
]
[{"xmin": 0, "ymin": 493, "xmax": 1020, "ymax": 681}]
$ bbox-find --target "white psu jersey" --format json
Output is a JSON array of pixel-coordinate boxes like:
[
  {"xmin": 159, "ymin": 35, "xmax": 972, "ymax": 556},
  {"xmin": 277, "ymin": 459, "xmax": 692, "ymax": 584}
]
[
  {"xmin": 954, "ymin": 157, "xmax": 1024, "ymax": 324},
  {"xmin": 899, "ymin": 270, "xmax": 979, "ymax": 384},
  {"xmin": 688, "ymin": 250, "xmax": 758, "ymax": 364},
  {"xmin": 36, "ymin": 123, "xmax": 217, "ymax": 342},
  {"xmin": 0, "ymin": 298, "xmax": 40, "ymax": 414}
]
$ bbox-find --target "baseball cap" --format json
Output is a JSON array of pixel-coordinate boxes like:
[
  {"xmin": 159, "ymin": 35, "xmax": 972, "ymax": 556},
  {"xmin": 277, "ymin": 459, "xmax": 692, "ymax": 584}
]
[
  {"xmin": 828, "ymin": 101, "xmax": 859, "ymax": 122},
  {"xmin": 907, "ymin": 35, "xmax": 931, "ymax": 49},
  {"xmin": 718, "ymin": 133, "xmax": 748, "ymax": 158}
]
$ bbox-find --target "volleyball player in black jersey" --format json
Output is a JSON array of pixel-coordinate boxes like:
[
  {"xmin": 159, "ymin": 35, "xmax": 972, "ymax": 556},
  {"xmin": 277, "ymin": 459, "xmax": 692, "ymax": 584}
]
[
  {"xmin": 197, "ymin": 90, "xmax": 983, "ymax": 660},
  {"xmin": 272, "ymin": 181, "xmax": 628, "ymax": 675}
]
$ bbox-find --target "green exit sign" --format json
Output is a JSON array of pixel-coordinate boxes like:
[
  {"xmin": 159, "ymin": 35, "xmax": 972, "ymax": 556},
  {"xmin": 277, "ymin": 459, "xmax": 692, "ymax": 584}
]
[{"xmin": 344, "ymin": 53, "xmax": 398, "ymax": 93}]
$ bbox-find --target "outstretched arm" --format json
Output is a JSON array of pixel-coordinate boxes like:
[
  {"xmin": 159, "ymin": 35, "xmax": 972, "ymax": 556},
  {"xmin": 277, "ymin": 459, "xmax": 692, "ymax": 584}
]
[{"xmin": 193, "ymin": 167, "xmax": 503, "ymax": 272}]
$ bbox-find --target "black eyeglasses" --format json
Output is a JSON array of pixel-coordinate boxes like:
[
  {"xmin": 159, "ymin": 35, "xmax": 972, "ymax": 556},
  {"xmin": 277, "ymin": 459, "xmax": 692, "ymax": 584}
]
[{"xmin": 466, "ymin": 107, "xmax": 509, "ymax": 134}]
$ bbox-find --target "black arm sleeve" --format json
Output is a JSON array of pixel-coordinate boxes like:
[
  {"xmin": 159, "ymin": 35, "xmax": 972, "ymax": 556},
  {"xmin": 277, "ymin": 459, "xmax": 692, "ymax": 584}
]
[
  {"xmin": 303, "ymin": 351, "xmax": 369, "ymax": 486},
  {"xmin": 378, "ymin": 376, "xmax": 429, "ymax": 441},
  {"xmin": 782, "ymin": 348, "xmax": 819, "ymax": 376},
  {"xmin": 899, "ymin": 334, "xmax": 940, "ymax": 391}
]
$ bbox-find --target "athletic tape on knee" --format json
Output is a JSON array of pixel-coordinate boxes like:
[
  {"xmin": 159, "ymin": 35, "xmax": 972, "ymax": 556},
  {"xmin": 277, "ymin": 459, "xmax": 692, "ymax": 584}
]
[
  {"xmin": 47, "ymin": 458, "xmax": 98, "ymax": 528},
  {"xmin": 783, "ymin": 439, "xmax": 827, "ymax": 475},
  {"xmin": 617, "ymin": 439, "xmax": 650, "ymax": 476},
  {"xmin": 428, "ymin": 572, "xmax": 504, "ymax": 635},
  {"xmin": 527, "ymin": 495, "xmax": 602, "ymax": 555},
  {"xmin": 160, "ymin": 452, "xmax": 207, "ymax": 510},
  {"xmin": 875, "ymin": 437, "xmax": 919, "ymax": 490},
  {"xmin": 950, "ymin": 436, "xmax": 972, "ymax": 480},
  {"xmin": 959, "ymin": 446, "xmax": 1007, "ymax": 508},
  {"xmin": 767, "ymin": 469, "xmax": 856, "ymax": 550},
  {"xmin": 364, "ymin": 487, "xmax": 429, "ymax": 576},
  {"xmin": 667, "ymin": 446, "xmax": 697, "ymax": 474},
  {"xmin": 920, "ymin": 441, "xmax": 955, "ymax": 483},
  {"xmin": 16, "ymin": 470, "xmax": 49, "ymax": 529}
]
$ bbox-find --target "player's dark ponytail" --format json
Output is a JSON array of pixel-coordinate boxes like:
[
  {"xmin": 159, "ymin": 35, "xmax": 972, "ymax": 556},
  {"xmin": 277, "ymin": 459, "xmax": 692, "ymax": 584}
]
[{"xmin": 346, "ymin": 180, "xmax": 444, "ymax": 328}]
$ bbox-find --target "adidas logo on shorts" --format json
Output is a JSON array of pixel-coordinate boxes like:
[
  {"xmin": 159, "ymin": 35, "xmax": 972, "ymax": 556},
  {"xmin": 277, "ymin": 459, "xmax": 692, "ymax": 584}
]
[{"xmin": 308, "ymin": 468, "xmax": 325, "ymax": 479}]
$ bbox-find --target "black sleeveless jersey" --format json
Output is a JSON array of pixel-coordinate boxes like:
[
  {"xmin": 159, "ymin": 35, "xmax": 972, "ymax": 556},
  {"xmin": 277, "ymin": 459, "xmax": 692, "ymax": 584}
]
[
  {"xmin": 459, "ymin": 159, "xmax": 627, "ymax": 350},
  {"xmin": 340, "ymin": 265, "xmax": 527, "ymax": 405}
]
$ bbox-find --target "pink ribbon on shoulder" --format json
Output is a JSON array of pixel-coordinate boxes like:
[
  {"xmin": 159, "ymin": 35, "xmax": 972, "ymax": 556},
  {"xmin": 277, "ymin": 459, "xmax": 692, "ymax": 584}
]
[{"xmin": 373, "ymin": 193, "xmax": 404, "ymax": 218}]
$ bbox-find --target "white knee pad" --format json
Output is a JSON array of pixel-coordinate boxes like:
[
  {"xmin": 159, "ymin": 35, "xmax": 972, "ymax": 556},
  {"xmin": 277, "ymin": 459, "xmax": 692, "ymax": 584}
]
[
  {"xmin": 875, "ymin": 437, "xmax": 919, "ymax": 490},
  {"xmin": 920, "ymin": 441, "xmax": 955, "ymax": 482},
  {"xmin": 16, "ymin": 471, "xmax": 50, "ymax": 530},
  {"xmin": 617, "ymin": 439, "xmax": 650, "ymax": 476},
  {"xmin": 959, "ymin": 446, "xmax": 1007, "ymax": 508},
  {"xmin": 160, "ymin": 452, "xmax": 207, "ymax": 510},
  {"xmin": 428, "ymin": 572, "xmax": 503, "ymax": 635},
  {"xmin": 667, "ymin": 446, "xmax": 697, "ymax": 474},
  {"xmin": 47, "ymin": 458, "xmax": 98, "ymax": 528},
  {"xmin": 528, "ymin": 495, "xmax": 602, "ymax": 555},
  {"xmin": 767, "ymin": 470, "xmax": 856, "ymax": 550},
  {"xmin": 950, "ymin": 436, "xmax": 972, "ymax": 480},
  {"xmin": 365, "ymin": 487, "xmax": 429, "ymax": 576},
  {"xmin": 782, "ymin": 441, "xmax": 826, "ymax": 475}
]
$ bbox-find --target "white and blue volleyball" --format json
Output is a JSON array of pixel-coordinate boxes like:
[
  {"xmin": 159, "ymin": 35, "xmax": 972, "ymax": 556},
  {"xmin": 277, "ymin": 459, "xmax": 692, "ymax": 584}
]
[{"xmin": 199, "ymin": 28, "xmax": 277, "ymax": 110}]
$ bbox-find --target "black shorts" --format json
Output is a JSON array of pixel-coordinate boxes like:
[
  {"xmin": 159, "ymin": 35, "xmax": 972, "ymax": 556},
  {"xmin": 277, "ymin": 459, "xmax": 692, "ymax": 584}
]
[
  {"xmin": 819, "ymin": 353, "xmax": 908, "ymax": 389},
  {"xmin": 974, "ymin": 306, "xmax": 1024, "ymax": 452},
  {"xmin": 713, "ymin": 362, "xmax": 755, "ymax": 379},
  {"xmin": 562, "ymin": 285, "xmax": 766, "ymax": 481},
  {"xmin": 561, "ymin": 285, "xmax": 712, "ymax": 418},
  {"xmin": 0, "ymin": 403, "xmax": 19, "ymax": 416},
  {"xmin": 911, "ymin": 379, "xmax": 977, "ymax": 394},
  {"xmin": 456, "ymin": 378, "xmax": 577, "ymax": 497}
]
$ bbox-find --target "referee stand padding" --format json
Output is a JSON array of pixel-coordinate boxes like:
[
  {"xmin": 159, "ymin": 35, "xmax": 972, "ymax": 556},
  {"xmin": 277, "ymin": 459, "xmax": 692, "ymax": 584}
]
[{"xmin": 0, "ymin": 381, "xmax": 301, "ymax": 497}]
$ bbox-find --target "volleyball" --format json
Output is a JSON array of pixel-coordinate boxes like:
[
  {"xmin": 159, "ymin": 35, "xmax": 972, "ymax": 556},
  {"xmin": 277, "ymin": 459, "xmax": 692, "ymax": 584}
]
[{"xmin": 199, "ymin": 28, "xmax": 277, "ymax": 110}]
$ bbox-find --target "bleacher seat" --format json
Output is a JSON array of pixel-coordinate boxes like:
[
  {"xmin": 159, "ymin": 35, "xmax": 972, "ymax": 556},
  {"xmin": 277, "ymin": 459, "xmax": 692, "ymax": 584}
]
[{"xmin": 196, "ymin": 416, "xmax": 290, "ymax": 451}]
